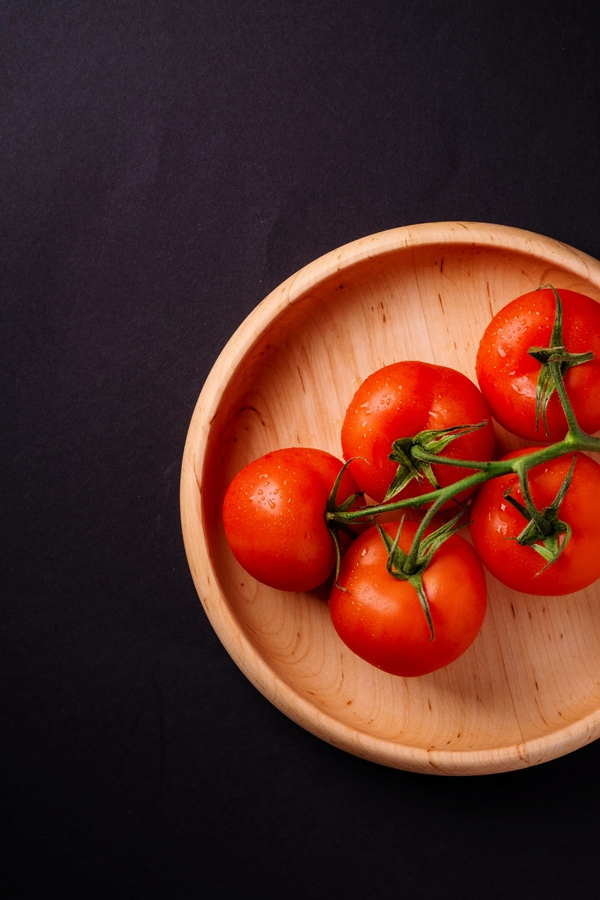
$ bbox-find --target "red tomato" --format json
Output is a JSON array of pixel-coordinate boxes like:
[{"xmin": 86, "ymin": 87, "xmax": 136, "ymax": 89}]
[
  {"xmin": 476, "ymin": 287, "xmax": 600, "ymax": 441},
  {"xmin": 341, "ymin": 361, "xmax": 495, "ymax": 505},
  {"xmin": 470, "ymin": 447, "xmax": 600, "ymax": 595},
  {"xmin": 222, "ymin": 447, "xmax": 362, "ymax": 592},
  {"xmin": 329, "ymin": 520, "xmax": 487, "ymax": 677}
]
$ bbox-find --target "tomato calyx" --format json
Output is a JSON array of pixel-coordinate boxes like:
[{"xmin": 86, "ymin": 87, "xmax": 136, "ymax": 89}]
[
  {"xmin": 377, "ymin": 505, "xmax": 471, "ymax": 640},
  {"xmin": 529, "ymin": 285, "xmax": 594, "ymax": 436},
  {"xmin": 504, "ymin": 456, "xmax": 577, "ymax": 573},
  {"xmin": 385, "ymin": 420, "xmax": 490, "ymax": 502}
]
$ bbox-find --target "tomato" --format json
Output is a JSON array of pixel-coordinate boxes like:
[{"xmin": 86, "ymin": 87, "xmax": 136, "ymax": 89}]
[
  {"xmin": 470, "ymin": 447, "xmax": 600, "ymax": 595},
  {"xmin": 476, "ymin": 287, "xmax": 600, "ymax": 442},
  {"xmin": 341, "ymin": 360, "xmax": 495, "ymax": 505},
  {"xmin": 329, "ymin": 520, "xmax": 487, "ymax": 677},
  {"xmin": 222, "ymin": 447, "xmax": 362, "ymax": 592}
]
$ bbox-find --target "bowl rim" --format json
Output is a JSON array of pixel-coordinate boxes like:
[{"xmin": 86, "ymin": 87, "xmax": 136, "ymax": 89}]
[{"xmin": 180, "ymin": 221, "xmax": 600, "ymax": 775}]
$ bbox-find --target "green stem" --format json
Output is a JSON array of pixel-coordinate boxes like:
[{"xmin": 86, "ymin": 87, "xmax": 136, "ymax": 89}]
[
  {"xmin": 512, "ymin": 460, "xmax": 552, "ymax": 535},
  {"xmin": 327, "ymin": 431, "xmax": 600, "ymax": 527},
  {"xmin": 403, "ymin": 488, "xmax": 456, "ymax": 574},
  {"xmin": 328, "ymin": 464, "xmax": 507, "ymax": 524},
  {"xmin": 549, "ymin": 357, "xmax": 588, "ymax": 441}
]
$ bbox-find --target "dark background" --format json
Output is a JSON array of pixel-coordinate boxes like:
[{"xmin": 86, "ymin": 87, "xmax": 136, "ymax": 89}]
[{"xmin": 3, "ymin": 1, "xmax": 600, "ymax": 898}]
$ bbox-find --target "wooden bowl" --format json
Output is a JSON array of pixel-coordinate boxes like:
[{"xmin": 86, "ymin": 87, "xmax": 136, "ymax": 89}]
[{"xmin": 181, "ymin": 222, "xmax": 600, "ymax": 775}]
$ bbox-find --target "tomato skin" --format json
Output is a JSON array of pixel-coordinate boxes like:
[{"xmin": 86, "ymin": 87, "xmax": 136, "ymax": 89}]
[
  {"xmin": 222, "ymin": 447, "xmax": 362, "ymax": 592},
  {"xmin": 476, "ymin": 288, "xmax": 600, "ymax": 442},
  {"xmin": 340, "ymin": 361, "xmax": 495, "ymax": 505},
  {"xmin": 329, "ymin": 521, "xmax": 487, "ymax": 677},
  {"xmin": 470, "ymin": 448, "xmax": 600, "ymax": 595}
]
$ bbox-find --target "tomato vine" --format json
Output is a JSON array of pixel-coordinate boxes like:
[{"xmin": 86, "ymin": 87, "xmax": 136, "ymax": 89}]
[{"xmin": 326, "ymin": 286, "xmax": 600, "ymax": 632}]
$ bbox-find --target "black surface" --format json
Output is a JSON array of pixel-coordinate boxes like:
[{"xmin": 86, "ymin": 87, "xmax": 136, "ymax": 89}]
[{"xmin": 3, "ymin": 2, "xmax": 600, "ymax": 898}]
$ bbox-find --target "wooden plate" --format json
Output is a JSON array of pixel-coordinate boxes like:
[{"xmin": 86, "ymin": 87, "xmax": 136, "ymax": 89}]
[{"xmin": 180, "ymin": 222, "xmax": 600, "ymax": 775}]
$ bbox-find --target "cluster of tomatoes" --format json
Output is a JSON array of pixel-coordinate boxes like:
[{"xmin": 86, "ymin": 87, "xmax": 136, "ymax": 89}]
[{"xmin": 222, "ymin": 287, "xmax": 600, "ymax": 677}]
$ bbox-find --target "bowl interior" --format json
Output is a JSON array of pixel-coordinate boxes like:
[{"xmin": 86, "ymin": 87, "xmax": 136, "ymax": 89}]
[{"xmin": 184, "ymin": 226, "xmax": 600, "ymax": 774}]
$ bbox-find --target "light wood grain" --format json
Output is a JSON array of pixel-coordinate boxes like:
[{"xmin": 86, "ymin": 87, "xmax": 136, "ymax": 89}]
[{"xmin": 180, "ymin": 222, "xmax": 600, "ymax": 775}]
